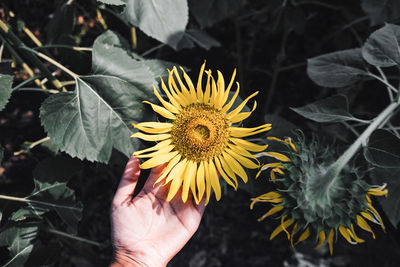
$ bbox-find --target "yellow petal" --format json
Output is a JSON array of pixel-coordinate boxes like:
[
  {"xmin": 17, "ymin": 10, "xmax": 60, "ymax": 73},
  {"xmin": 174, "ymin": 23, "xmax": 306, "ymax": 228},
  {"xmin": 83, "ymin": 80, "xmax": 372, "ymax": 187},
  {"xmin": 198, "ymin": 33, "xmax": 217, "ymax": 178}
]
[
  {"xmin": 172, "ymin": 66, "xmax": 192, "ymax": 100},
  {"xmin": 203, "ymin": 70, "xmax": 212, "ymax": 104},
  {"xmin": 281, "ymin": 215, "xmax": 291, "ymax": 240},
  {"xmin": 349, "ymin": 224, "xmax": 364, "ymax": 243},
  {"xmin": 225, "ymin": 148, "xmax": 259, "ymax": 169},
  {"xmin": 166, "ymin": 161, "xmax": 187, "ymax": 201},
  {"xmin": 208, "ymin": 160, "xmax": 221, "ymax": 201},
  {"xmin": 143, "ymin": 101, "xmax": 176, "ymax": 120},
  {"xmin": 222, "ymin": 151, "xmax": 248, "ymax": 183},
  {"xmin": 228, "ymin": 143, "xmax": 254, "ymax": 159},
  {"xmin": 315, "ymin": 230, "xmax": 326, "ymax": 250},
  {"xmin": 209, "ymin": 76, "xmax": 217, "ymax": 107},
  {"xmin": 229, "ymin": 101, "xmax": 257, "ymax": 124},
  {"xmin": 218, "ymin": 155, "xmax": 238, "ymax": 188},
  {"xmin": 139, "ymin": 151, "xmax": 179, "ymax": 169},
  {"xmin": 190, "ymin": 163, "xmax": 199, "ymax": 204},
  {"xmin": 164, "ymin": 158, "xmax": 186, "ymax": 185},
  {"xmin": 131, "ymin": 132, "xmax": 171, "ymax": 142},
  {"xmin": 256, "ymin": 191, "xmax": 282, "ymax": 200},
  {"xmin": 221, "ymin": 82, "xmax": 240, "ymax": 113},
  {"xmin": 367, "ymin": 202, "xmax": 386, "ymax": 231},
  {"xmin": 214, "ymin": 70, "xmax": 226, "ymax": 109},
  {"xmin": 168, "ymin": 69, "xmax": 190, "ymax": 106},
  {"xmin": 229, "ymin": 124, "xmax": 272, "ymax": 138},
  {"xmin": 361, "ymin": 211, "xmax": 380, "ymax": 224},
  {"xmin": 152, "ymin": 85, "xmax": 180, "ymax": 114},
  {"xmin": 154, "ymin": 154, "xmax": 181, "ymax": 185},
  {"xmin": 196, "ymin": 161, "xmax": 206, "ymax": 201},
  {"xmin": 257, "ymin": 205, "xmax": 284, "ymax": 222},
  {"xmin": 230, "ymin": 138, "xmax": 268, "ymax": 152},
  {"xmin": 356, "ymin": 215, "xmax": 375, "ymax": 239},
  {"xmin": 262, "ymin": 152, "xmax": 291, "ymax": 162},
  {"xmin": 220, "ymin": 69, "xmax": 236, "ymax": 108},
  {"xmin": 270, "ymin": 217, "xmax": 294, "ymax": 240},
  {"xmin": 134, "ymin": 145, "xmax": 175, "ymax": 158},
  {"xmin": 133, "ymin": 139, "xmax": 172, "ymax": 156},
  {"xmin": 226, "ymin": 91, "xmax": 259, "ymax": 120},
  {"xmin": 180, "ymin": 67, "xmax": 197, "ymax": 103},
  {"xmin": 214, "ymin": 156, "xmax": 237, "ymax": 189},
  {"xmin": 182, "ymin": 161, "xmax": 197, "ymax": 203},
  {"xmin": 132, "ymin": 122, "xmax": 172, "ymax": 134},
  {"xmin": 160, "ymin": 78, "xmax": 181, "ymax": 109},
  {"xmin": 290, "ymin": 223, "xmax": 298, "ymax": 248},
  {"xmin": 295, "ymin": 227, "xmax": 310, "ymax": 245},
  {"xmin": 204, "ymin": 160, "xmax": 212, "ymax": 205},
  {"xmin": 196, "ymin": 62, "xmax": 206, "ymax": 102},
  {"xmin": 339, "ymin": 226, "xmax": 357, "ymax": 244},
  {"xmin": 327, "ymin": 229, "xmax": 334, "ymax": 255}
]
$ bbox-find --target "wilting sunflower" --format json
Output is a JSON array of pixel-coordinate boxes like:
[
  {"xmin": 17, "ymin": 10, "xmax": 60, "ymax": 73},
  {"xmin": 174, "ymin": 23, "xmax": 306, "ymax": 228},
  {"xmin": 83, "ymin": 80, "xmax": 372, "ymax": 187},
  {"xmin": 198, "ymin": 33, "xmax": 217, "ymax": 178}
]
[
  {"xmin": 131, "ymin": 62, "xmax": 273, "ymax": 205},
  {"xmin": 251, "ymin": 134, "xmax": 387, "ymax": 254}
]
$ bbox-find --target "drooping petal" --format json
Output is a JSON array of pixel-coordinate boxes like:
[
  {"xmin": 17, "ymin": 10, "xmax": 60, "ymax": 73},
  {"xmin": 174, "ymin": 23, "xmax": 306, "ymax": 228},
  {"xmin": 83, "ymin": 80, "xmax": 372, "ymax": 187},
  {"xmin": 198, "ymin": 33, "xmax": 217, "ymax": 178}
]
[
  {"xmin": 225, "ymin": 148, "xmax": 259, "ymax": 169},
  {"xmin": 196, "ymin": 161, "xmax": 206, "ymax": 201},
  {"xmin": 181, "ymin": 160, "xmax": 197, "ymax": 203},
  {"xmin": 339, "ymin": 226, "xmax": 357, "ymax": 244},
  {"xmin": 230, "ymin": 124, "xmax": 272, "ymax": 137},
  {"xmin": 226, "ymin": 91, "xmax": 259, "ymax": 120},
  {"xmin": 167, "ymin": 160, "xmax": 187, "ymax": 201},
  {"xmin": 132, "ymin": 122, "xmax": 172, "ymax": 134},
  {"xmin": 356, "ymin": 215, "xmax": 375, "ymax": 239},
  {"xmin": 259, "ymin": 152, "xmax": 291, "ymax": 162},
  {"xmin": 290, "ymin": 223, "xmax": 298, "ymax": 248},
  {"xmin": 204, "ymin": 160, "xmax": 212, "ymax": 205},
  {"xmin": 218, "ymin": 155, "xmax": 238, "ymax": 188},
  {"xmin": 327, "ymin": 229, "xmax": 334, "ymax": 255},
  {"xmin": 349, "ymin": 224, "xmax": 364, "ymax": 243},
  {"xmin": 133, "ymin": 139, "xmax": 172, "ymax": 156},
  {"xmin": 134, "ymin": 145, "xmax": 175, "ymax": 158},
  {"xmin": 270, "ymin": 217, "xmax": 294, "ymax": 240},
  {"xmin": 295, "ymin": 228, "xmax": 310, "ymax": 245},
  {"xmin": 229, "ymin": 101, "xmax": 257, "ymax": 124},
  {"xmin": 214, "ymin": 156, "xmax": 237, "ymax": 189},
  {"xmin": 208, "ymin": 160, "xmax": 221, "ymax": 201},
  {"xmin": 190, "ymin": 163, "xmax": 199, "ymax": 204},
  {"xmin": 315, "ymin": 230, "xmax": 326, "ymax": 249},
  {"xmin": 257, "ymin": 206, "xmax": 284, "ymax": 222}
]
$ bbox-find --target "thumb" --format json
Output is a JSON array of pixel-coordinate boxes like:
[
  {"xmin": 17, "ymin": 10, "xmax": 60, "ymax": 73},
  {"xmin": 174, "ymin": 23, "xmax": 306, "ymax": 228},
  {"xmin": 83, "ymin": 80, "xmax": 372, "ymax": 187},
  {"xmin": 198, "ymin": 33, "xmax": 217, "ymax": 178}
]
[{"xmin": 113, "ymin": 156, "xmax": 141, "ymax": 204}]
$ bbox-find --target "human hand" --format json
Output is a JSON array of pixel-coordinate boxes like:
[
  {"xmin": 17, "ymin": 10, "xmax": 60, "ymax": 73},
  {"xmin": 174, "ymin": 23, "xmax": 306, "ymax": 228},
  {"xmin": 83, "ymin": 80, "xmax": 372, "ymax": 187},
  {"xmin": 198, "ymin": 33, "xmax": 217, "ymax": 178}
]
[{"xmin": 110, "ymin": 156, "xmax": 206, "ymax": 267}]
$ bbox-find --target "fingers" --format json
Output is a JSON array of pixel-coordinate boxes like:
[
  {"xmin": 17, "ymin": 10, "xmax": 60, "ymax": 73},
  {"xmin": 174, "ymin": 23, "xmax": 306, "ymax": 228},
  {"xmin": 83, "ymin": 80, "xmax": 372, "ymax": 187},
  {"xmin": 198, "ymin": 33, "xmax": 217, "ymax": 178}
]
[
  {"xmin": 142, "ymin": 163, "xmax": 167, "ymax": 191},
  {"xmin": 113, "ymin": 156, "xmax": 141, "ymax": 204}
]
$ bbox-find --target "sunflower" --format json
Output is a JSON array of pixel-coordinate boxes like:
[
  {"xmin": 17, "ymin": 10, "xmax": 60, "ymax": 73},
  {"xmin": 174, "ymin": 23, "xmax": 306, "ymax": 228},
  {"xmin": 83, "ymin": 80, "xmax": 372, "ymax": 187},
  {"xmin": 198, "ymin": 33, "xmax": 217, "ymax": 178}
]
[
  {"xmin": 131, "ymin": 62, "xmax": 272, "ymax": 205},
  {"xmin": 251, "ymin": 135, "xmax": 387, "ymax": 254}
]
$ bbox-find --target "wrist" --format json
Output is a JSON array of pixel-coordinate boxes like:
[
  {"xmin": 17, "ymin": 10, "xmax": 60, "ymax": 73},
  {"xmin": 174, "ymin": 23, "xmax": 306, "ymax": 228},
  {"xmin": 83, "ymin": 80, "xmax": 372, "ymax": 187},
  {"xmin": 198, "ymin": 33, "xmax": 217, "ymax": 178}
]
[{"xmin": 110, "ymin": 250, "xmax": 166, "ymax": 267}]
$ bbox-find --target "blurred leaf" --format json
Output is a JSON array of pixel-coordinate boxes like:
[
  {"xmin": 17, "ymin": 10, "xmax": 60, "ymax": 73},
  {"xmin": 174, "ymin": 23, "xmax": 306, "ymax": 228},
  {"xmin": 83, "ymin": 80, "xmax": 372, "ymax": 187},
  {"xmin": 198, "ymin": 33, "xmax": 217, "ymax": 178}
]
[
  {"xmin": 10, "ymin": 208, "xmax": 44, "ymax": 222},
  {"xmin": 0, "ymin": 74, "xmax": 14, "ymax": 111},
  {"xmin": 27, "ymin": 179, "xmax": 83, "ymax": 233},
  {"xmin": 364, "ymin": 129, "xmax": 400, "ymax": 168},
  {"xmin": 121, "ymin": 0, "xmax": 188, "ymax": 49},
  {"xmin": 97, "ymin": 0, "xmax": 125, "ymax": 5},
  {"xmin": 362, "ymin": 0, "xmax": 400, "ymax": 26},
  {"xmin": 0, "ymin": 145, "xmax": 3, "ymax": 163},
  {"xmin": 92, "ymin": 30, "xmax": 158, "ymax": 96},
  {"xmin": 40, "ymin": 75, "xmax": 153, "ymax": 163},
  {"xmin": 0, "ymin": 222, "xmax": 39, "ymax": 267},
  {"xmin": 33, "ymin": 155, "xmax": 83, "ymax": 183},
  {"xmin": 40, "ymin": 138, "xmax": 59, "ymax": 154},
  {"xmin": 371, "ymin": 167, "xmax": 400, "ymax": 228},
  {"xmin": 188, "ymin": 0, "xmax": 242, "ymax": 28},
  {"xmin": 362, "ymin": 24, "xmax": 400, "ymax": 67},
  {"xmin": 177, "ymin": 29, "xmax": 221, "ymax": 50},
  {"xmin": 286, "ymin": 7, "xmax": 306, "ymax": 35},
  {"xmin": 45, "ymin": 3, "xmax": 75, "ymax": 44},
  {"xmin": 307, "ymin": 48, "xmax": 368, "ymax": 88},
  {"xmin": 291, "ymin": 95, "xmax": 357, "ymax": 123},
  {"xmin": 264, "ymin": 114, "xmax": 297, "ymax": 138}
]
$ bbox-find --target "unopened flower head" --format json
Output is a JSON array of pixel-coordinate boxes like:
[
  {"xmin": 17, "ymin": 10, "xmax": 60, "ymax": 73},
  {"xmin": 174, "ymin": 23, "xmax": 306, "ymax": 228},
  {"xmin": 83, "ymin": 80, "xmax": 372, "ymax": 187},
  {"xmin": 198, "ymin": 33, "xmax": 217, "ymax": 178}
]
[
  {"xmin": 131, "ymin": 62, "xmax": 272, "ymax": 205},
  {"xmin": 251, "ymin": 133, "xmax": 387, "ymax": 254}
]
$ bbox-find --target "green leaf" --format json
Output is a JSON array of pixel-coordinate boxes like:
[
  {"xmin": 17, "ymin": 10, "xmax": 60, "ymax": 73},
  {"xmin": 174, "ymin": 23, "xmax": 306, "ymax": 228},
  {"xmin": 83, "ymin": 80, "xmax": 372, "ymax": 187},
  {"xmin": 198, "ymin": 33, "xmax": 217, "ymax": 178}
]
[
  {"xmin": 97, "ymin": 0, "xmax": 126, "ymax": 6},
  {"xmin": 92, "ymin": 31, "xmax": 157, "ymax": 95},
  {"xmin": 0, "ymin": 222, "xmax": 39, "ymax": 267},
  {"xmin": 11, "ymin": 208, "xmax": 44, "ymax": 222},
  {"xmin": 364, "ymin": 129, "xmax": 400, "ymax": 168},
  {"xmin": 307, "ymin": 48, "xmax": 368, "ymax": 88},
  {"xmin": 121, "ymin": 0, "xmax": 188, "ymax": 49},
  {"xmin": 142, "ymin": 59, "xmax": 178, "ymax": 80},
  {"xmin": 176, "ymin": 29, "xmax": 221, "ymax": 50},
  {"xmin": 371, "ymin": 167, "xmax": 400, "ymax": 227},
  {"xmin": 0, "ymin": 74, "xmax": 14, "ymax": 111},
  {"xmin": 362, "ymin": 24, "xmax": 400, "ymax": 67},
  {"xmin": 188, "ymin": 0, "xmax": 242, "ymax": 28},
  {"xmin": 27, "ymin": 179, "xmax": 83, "ymax": 234},
  {"xmin": 40, "ymin": 75, "xmax": 154, "ymax": 163},
  {"xmin": 291, "ymin": 95, "xmax": 357, "ymax": 123},
  {"xmin": 264, "ymin": 114, "xmax": 297, "ymax": 138},
  {"xmin": 362, "ymin": 0, "xmax": 400, "ymax": 26},
  {"xmin": 33, "ymin": 156, "xmax": 83, "ymax": 183}
]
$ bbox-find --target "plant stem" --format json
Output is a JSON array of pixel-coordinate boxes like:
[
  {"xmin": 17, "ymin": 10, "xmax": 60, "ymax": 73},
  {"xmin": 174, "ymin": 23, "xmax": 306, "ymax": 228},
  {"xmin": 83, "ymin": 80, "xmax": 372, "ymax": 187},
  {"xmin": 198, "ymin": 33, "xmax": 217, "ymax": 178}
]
[
  {"xmin": 45, "ymin": 228, "xmax": 103, "ymax": 247},
  {"xmin": 0, "ymin": 194, "xmax": 27, "ymax": 202},
  {"xmin": 327, "ymin": 101, "xmax": 399, "ymax": 185}
]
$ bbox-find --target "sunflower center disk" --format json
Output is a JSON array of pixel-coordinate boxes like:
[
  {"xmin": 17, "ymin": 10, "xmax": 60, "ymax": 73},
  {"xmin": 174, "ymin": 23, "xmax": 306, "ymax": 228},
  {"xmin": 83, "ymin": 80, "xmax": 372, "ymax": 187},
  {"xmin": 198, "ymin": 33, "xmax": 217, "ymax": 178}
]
[{"xmin": 171, "ymin": 103, "xmax": 229, "ymax": 162}]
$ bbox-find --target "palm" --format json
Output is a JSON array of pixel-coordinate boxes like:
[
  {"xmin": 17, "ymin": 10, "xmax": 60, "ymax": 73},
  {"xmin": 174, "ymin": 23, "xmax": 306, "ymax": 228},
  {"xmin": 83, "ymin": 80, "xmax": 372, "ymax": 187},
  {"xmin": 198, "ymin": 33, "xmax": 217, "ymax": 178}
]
[{"xmin": 111, "ymin": 157, "xmax": 205, "ymax": 266}]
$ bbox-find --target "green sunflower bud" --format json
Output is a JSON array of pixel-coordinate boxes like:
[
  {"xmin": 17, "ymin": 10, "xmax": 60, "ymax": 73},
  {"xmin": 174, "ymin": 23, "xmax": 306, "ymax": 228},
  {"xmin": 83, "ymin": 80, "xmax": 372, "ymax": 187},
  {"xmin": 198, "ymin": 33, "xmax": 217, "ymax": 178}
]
[{"xmin": 251, "ymin": 133, "xmax": 387, "ymax": 254}]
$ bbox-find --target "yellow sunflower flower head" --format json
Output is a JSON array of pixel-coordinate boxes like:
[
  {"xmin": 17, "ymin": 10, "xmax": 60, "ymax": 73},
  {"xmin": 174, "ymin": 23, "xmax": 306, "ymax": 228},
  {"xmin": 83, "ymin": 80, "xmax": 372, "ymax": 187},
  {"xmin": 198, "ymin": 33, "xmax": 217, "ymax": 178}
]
[
  {"xmin": 251, "ymin": 133, "xmax": 387, "ymax": 255},
  {"xmin": 131, "ymin": 62, "xmax": 272, "ymax": 205}
]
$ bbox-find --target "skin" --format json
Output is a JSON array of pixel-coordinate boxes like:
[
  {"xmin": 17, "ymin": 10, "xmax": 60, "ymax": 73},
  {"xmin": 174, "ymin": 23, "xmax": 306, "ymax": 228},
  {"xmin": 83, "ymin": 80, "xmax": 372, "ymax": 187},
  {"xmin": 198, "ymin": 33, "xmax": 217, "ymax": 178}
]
[{"xmin": 110, "ymin": 157, "xmax": 206, "ymax": 267}]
